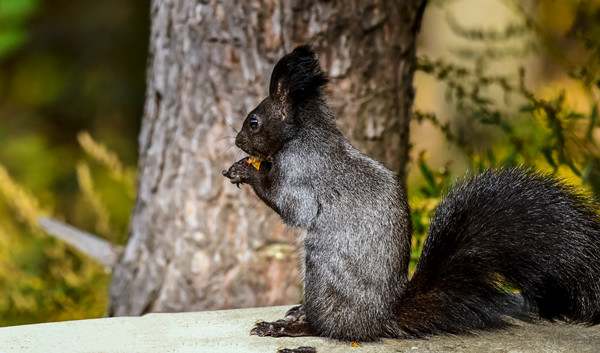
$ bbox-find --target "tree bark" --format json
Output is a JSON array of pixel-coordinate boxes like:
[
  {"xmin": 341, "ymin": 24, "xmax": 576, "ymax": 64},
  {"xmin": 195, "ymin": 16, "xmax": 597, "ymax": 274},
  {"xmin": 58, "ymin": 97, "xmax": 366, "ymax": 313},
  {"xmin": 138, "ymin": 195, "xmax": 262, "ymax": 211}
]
[{"xmin": 109, "ymin": 0, "xmax": 427, "ymax": 316}]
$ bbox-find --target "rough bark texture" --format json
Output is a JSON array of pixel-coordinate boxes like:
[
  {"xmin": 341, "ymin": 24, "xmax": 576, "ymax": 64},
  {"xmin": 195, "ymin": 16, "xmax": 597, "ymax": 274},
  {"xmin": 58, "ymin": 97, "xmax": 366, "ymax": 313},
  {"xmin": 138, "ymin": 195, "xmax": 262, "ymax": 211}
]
[{"xmin": 109, "ymin": 0, "xmax": 426, "ymax": 316}]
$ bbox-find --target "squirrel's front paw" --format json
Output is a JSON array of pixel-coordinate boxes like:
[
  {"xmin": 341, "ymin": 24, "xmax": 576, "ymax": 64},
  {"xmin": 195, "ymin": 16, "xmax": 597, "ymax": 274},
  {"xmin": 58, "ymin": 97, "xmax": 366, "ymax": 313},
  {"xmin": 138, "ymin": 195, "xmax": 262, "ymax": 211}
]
[{"xmin": 222, "ymin": 158, "xmax": 255, "ymax": 187}]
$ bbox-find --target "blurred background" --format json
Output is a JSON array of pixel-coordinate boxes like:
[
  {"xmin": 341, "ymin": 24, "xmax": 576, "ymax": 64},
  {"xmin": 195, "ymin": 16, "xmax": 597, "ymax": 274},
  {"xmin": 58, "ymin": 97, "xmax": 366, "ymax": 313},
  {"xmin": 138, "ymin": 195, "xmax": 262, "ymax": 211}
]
[
  {"xmin": 0, "ymin": 0, "xmax": 599, "ymax": 326},
  {"xmin": 0, "ymin": 0, "xmax": 148, "ymax": 324}
]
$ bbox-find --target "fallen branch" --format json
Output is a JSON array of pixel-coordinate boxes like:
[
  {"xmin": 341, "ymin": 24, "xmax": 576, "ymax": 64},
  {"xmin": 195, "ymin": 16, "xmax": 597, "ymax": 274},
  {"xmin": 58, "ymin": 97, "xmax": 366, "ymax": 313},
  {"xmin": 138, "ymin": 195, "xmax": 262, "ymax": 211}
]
[{"xmin": 38, "ymin": 217, "xmax": 122, "ymax": 269}]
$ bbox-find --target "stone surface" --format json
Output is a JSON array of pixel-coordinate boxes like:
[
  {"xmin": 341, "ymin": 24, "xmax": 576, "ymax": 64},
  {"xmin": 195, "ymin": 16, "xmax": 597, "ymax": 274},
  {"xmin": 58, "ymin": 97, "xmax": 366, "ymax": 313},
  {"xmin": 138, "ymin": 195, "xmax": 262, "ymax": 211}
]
[{"xmin": 1, "ymin": 305, "xmax": 599, "ymax": 353}]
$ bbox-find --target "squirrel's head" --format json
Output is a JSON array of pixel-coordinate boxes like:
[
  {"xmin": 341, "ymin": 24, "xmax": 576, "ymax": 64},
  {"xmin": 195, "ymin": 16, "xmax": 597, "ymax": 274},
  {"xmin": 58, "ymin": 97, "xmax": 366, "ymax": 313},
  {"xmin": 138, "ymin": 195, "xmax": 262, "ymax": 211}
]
[{"xmin": 235, "ymin": 45, "xmax": 328, "ymax": 160}]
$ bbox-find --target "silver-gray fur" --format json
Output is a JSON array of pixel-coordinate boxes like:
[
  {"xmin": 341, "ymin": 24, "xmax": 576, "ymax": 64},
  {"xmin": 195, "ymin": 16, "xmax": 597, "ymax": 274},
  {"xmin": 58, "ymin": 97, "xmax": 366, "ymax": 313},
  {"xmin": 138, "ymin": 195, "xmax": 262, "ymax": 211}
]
[{"xmin": 223, "ymin": 45, "xmax": 600, "ymax": 343}]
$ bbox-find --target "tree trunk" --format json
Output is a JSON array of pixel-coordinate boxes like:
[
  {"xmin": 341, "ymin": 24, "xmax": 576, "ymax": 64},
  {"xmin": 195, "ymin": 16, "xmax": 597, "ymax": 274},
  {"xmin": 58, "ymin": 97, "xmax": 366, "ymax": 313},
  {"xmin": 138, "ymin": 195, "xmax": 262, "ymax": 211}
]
[{"xmin": 109, "ymin": 0, "xmax": 427, "ymax": 316}]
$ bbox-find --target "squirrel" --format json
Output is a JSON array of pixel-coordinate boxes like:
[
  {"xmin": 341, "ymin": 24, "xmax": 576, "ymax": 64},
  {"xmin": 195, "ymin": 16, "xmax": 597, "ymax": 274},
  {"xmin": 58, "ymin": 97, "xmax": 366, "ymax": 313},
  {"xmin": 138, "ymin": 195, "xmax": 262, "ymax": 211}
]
[{"xmin": 222, "ymin": 45, "xmax": 600, "ymax": 351}]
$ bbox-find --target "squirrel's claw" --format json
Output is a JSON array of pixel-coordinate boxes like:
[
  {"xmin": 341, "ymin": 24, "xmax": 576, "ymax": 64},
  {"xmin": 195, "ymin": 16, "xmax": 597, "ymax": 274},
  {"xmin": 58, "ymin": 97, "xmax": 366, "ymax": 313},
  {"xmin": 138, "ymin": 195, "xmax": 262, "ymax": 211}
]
[{"xmin": 222, "ymin": 168, "xmax": 242, "ymax": 187}]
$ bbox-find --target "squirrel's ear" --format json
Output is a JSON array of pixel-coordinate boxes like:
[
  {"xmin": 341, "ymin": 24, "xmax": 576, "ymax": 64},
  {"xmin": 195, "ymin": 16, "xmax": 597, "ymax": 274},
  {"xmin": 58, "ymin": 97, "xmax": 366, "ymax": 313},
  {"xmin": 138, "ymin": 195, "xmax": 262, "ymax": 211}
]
[{"xmin": 269, "ymin": 45, "xmax": 328, "ymax": 106}]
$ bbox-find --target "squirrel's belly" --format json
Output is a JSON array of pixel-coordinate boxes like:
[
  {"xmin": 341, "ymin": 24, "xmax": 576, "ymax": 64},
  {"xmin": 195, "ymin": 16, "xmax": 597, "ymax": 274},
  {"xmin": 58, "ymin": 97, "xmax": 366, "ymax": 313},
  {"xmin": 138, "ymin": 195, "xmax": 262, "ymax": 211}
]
[{"xmin": 302, "ymin": 229, "xmax": 400, "ymax": 340}]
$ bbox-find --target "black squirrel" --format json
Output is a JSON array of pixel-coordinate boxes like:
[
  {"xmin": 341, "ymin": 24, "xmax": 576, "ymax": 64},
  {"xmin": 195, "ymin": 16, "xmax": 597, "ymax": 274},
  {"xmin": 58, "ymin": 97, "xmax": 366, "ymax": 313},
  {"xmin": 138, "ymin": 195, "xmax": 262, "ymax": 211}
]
[{"xmin": 222, "ymin": 45, "xmax": 600, "ymax": 349}]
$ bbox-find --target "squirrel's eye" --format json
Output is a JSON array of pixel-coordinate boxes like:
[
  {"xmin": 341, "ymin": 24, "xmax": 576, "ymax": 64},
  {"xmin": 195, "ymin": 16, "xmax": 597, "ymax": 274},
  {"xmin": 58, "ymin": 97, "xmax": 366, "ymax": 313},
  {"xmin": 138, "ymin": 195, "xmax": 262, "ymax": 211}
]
[{"xmin": 249, "ymin": 115, "xmax": 259, "ymax": 130}]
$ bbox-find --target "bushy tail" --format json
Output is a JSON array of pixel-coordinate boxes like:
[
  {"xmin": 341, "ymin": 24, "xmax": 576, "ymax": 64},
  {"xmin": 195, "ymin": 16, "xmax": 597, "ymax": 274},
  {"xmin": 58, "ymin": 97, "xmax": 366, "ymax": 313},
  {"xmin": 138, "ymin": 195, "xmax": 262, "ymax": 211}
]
[{"xmin": 396, "ymin": 168, "xmax": 600, "ymax": 337}]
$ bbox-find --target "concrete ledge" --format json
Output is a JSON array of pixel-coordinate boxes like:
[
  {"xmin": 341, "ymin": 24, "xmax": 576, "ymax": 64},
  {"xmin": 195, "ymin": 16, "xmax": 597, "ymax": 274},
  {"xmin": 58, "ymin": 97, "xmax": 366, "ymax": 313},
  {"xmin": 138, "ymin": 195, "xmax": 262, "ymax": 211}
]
[{"xmin": 1, "ymin": 305, "xmax": 599, "ymax": 353}]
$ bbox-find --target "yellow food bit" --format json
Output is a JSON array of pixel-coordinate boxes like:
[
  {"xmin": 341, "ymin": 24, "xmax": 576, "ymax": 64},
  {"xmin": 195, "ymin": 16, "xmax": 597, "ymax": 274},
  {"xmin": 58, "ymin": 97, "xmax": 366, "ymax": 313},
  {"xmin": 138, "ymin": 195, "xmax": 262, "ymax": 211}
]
[
  {"xmin": 246, "ymin": 156, "xmax": 262, "ymax": 170},
  {"xmin": 351, "ymin": 341, "xmax": 361, "ymax": 348}
]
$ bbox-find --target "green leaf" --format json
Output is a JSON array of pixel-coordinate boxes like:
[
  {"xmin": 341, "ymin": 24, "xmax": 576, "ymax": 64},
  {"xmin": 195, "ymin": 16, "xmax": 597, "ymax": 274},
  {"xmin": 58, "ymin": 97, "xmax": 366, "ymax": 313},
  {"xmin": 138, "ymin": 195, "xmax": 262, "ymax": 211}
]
[
  {"xmin": 519, "ymin": 103, "xmax": 537, "ymax": 113},
  {"xmin": 565, "ymin": 159, "xmax": 581, "ymax": 177},
  {"xmin": 586, "ymin": 104, "xmax": 598, "ymax": 143},
  {"xmin": 486, "ymin": 149, "xmax": 497, "ymax": 166},
  {"xmin": 0, "ymin": 0, "xmax": 39, "ymax": 21},
  {"xmin": 581, "ymin": 160, "xmax": 593, "ymax": 183},
  {"xmin": 0, "ymin": 29, "xmax": 26, "ymax": 58},
  {"xmin": 418, "ymin": 159, "xmax": 437, "ymax": 193},
  {"xmin": 542, "ymin": 147, "xmax": 557, "ymax": 170}
]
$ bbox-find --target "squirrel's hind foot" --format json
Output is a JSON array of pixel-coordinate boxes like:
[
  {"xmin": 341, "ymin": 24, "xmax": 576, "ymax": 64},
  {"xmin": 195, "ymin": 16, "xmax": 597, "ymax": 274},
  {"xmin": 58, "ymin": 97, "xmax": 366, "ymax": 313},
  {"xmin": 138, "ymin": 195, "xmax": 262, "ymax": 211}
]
[
  {"xmin": 277, "ymin": 347, "xmax": 316, "ymax": 353},
  {"xmin": 250, "ymin": 319, "xmax": 314, "ymax": 337},
  {"xmin": 284, "ymin": 305, "xmax": 305, "ymax": 321}
]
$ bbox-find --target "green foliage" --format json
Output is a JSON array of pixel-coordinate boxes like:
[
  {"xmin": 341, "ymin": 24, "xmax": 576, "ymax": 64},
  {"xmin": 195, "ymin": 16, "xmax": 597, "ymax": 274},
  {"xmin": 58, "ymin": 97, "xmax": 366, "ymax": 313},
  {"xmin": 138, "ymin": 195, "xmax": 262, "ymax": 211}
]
[
  {"xmin": 0, "ymin": 134, "xmax": 135, "ymax": 325},
  {"xmin": 408, "ymin": 0, "xmax": 600, "ymax": 271},
  {"xmin": 0, "ymin": 0, "xmax": 38, "ymax": 57},
  {"xmin": 0, "ymin": 0, "xmax": 148, "ymax": 325}
]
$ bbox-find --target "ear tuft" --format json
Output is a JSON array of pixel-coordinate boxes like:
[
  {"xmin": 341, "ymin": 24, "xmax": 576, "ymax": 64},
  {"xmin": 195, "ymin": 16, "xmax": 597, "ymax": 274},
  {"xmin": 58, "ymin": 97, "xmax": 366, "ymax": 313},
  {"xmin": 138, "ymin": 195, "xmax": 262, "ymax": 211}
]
[{"xmin": 269, "ymin": 45, "xmax": 328, "ymax": 104}]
